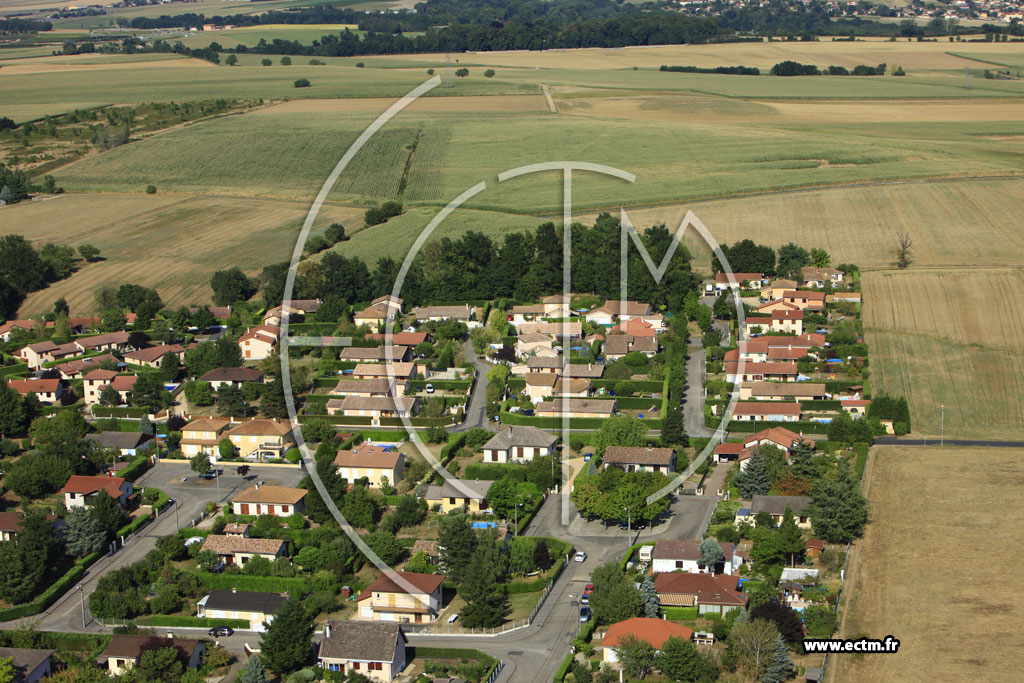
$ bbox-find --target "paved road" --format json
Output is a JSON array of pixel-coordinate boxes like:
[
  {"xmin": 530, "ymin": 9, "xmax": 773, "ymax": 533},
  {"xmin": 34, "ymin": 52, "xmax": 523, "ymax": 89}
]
[
  {"xmin": 684, "ymin": 336, "xmax": 714, "ymax": 439},
  {"xmin": 874, "ymin": 436, "xmax": 1024, "ymax": 448},
  {"xmin": 451, "ymin": 343, "xmax": 496, "ymax": 433},
  {"xmin": 1, "ymin": 463, "xmax": 306, "ymax": 632}
]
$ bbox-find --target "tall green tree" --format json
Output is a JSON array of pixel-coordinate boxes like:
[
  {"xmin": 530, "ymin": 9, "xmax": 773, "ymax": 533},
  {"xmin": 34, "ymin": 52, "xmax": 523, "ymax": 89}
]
[
  {"xmin": 776, "ymin": 504, "xmax": 804, "ymax": 567},
  {"xmin": 259, "ymin": 597, "xmax": 314, "ymax": 674},
  {"xmin": 656, "ymin": 636, "xmax": 702, "ymax": 682},
  {"xmin": 438, "ymin": 514, "xmax": 478, "ymax": 583},
  {"xmin": 63, "ymin": 506, "xmax": 107, "ymax": 557},
  {"xmin": 762, "ymin": 633, "xmax": 795, "ymax": 683},
  {"xmin": 238, "ymin": 655, "xmax": 269, "ymax": 683},
  {"xmin": 699, "ymin": 537, "xmax": 725, "ymax": 573},
  {"xmin": 735, "ymin": 453, "xmax": 770, "ymax": 499},
  {"xmin": 640, "ymin": 575, "xmax": 660, "ymax": 618},
  {"xmin": 216, "ymin": 385, "xmax": 248, "ymax": 418},
  {"xmin": 458, "ymin": 541, "xmax": 510, "ymax": 628},
  {"xmin": 592, "ymin": 414, "xmax": 646, "ymax": 455},
  {"xmin": 810, "ymin": 460, "xmax": 868, "ymax": 542},
  {"xmin": 486, "ymin": 476, "xmax": 523, "ymax": 521},
  {"xmin": 589, "ymin": 562, "xmax": 642, "ymax": 625},
  {"xmin": 614, "ymin": 634, "xmax": 657, "ymax": 680},
  {"xmin": 0, "ymin": 380, "xmax": 25, "ymax": 438},
  {"xmin": 730, "ymin": 618, "xmax": 778, "ymax": 682},
  {"xmin": 91, "ymin": 490, "xmax": 126, "ymax": 538},
  {"xmin": 660, "ymin": 405, "xmax": 685, "ymax": 447},
  {"xmin": 135, "ymin": 646, "xmax": 184, "ymax": 683}
]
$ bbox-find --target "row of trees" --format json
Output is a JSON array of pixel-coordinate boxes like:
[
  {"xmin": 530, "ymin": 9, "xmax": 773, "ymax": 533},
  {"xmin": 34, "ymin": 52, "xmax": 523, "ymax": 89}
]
[
  {"xmin": 0, "ymin": 234, "xmax": 91, "ymax": 317},
  {"xmin": 712, "ymin": 238, "xmax": 839, "ymax": 280}
]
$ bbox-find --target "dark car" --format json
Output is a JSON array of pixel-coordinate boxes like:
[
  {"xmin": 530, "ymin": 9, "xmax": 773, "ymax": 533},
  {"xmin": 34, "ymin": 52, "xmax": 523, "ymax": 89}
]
[
  {"xmin": 579, "ymin": 605, "xmax": 591, "ymax": 623},
  {"xmin": 208, "ymin": 626, "xmax": 234, "ymax": 638},
  {"xmin": 619, "ymin": 521, "xmax": 630, "ymax": 530}
]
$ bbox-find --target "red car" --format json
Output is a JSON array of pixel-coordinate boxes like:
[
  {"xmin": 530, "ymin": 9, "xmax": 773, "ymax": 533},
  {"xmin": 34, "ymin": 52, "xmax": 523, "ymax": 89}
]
[{"xmin": 583, "ymin": 584, "xmax": 594, "ymax": 595}]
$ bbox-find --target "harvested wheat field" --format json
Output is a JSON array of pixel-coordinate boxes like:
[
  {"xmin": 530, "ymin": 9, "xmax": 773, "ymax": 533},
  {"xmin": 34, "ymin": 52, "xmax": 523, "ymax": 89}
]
[
  {"xmin": 558, "ymin": 94, "xmax": 1024, "ymax": 124},
  {"xmin": 577, "ymin": 178, "xmax": 1024, "ymax": 270},
  {"xmin": 832, "ymin": 446, "xmax": 1024, "ymax": 683},
  {"xmin": 4, "ymin": 194, "xmax": 362, "ymax": 315},
  {"xmin": 0, "ymin": 54, "xmax": 213, "ymax": 74},
  {"xmin": 259, "ymin": 94, "xmax": 549, "ymax": 114},
  {"xmin": 862, "ymin": 268, "xmax": 1024, "ymax": 440}
]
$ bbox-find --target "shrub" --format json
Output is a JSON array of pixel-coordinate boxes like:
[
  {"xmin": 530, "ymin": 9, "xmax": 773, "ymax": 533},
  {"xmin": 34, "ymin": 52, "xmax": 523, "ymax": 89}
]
[
  {"xmin": 355, "ymin": 62, "xmax": 365, "ymax": 68},
  {"xmin": 294, "ymin": 78, "xmax": 311, "ymax": 88},
  {"xmin": 145, "ymin": 185, "xmax": 156, "ymax": 194},
  {"xmin": 261, "ymin": 58, "xmax": 272, "ymax": 66},
  {"xmin": 280, "ymin": 56, "xmax": 292, "ymax": 65},
  {"xmin": 484, "ymin": 69, "xmax": 495, "ymax": 78}
]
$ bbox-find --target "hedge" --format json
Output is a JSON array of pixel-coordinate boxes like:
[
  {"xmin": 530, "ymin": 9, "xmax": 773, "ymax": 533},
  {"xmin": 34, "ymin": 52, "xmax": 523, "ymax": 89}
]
[
  {"xmin": 439, "ymin": 433, "xmax": 468, "ymax": 467},
  {"xmin": 296, "ymin": 414, "xmax": 373, "ymax": 426},
  {"xmin": 119, "ymin": 454, "xmax": 150, "ymax": 482},
  {"xmin": 0, "ymin": 363, "xmax": 29, "ymax": 378},
  {"xmin": 196, "ymin": 573, "xmax": 310, "ymax": 593},
  {"xmin": 378, "ymin": 416, "xmax": 456, "ymax": 427},
  {"xmin": 620, "ymin": 542, "xmax": 655, "ymax": 571},
  {"xmin": 92, "ymin": 406, "xmax": 147, "ymax": 418},
  {"xmin": 660, "ymin": 606, "xmax": 699, "ymax": 620},
  {"xmin": 499, "ymin": 411, "xmax": 610, "ymax": 430},
  {"xmin": 592, "ymin": 379, "xmax": 663, "ymax": 393},
  {"xmin": 138, "ymin": 615, "xmax": 250, "ymax": 629},
  {"xmin": 799, "ymin": 399, "xmax": 844, "ymax": 410},
  {"xmin": 115, "ymin": 487, "xmax": 169, "ymax": 539},
  {"xmin": 411, "ymin": 647, "xmax": 498, "ymax": 675},
  {"xmin": 826, "ymin": 379, "xmax": 864, "ymax": 393},
  {"xmin": 854, "ymin": 441, "xmax": 870, "ymax": 483},
  {"xmin": 507, "ymin": 378, "xmax": 526, "ymax": 392},
  {"xmin": 462, "ymin": 462, "xmax": 527, "ymax": 482},
  {"xmin": 408, "ymin": 379, "xmax": 473, "ymax": 391},
  {"xmin": 553, "ymin": 649, "xmax": 574, "ymax": 682},
  {"xmin": 706, "ymin": 416, "xmax": 829, "ymax": 434},
  {"xmin": 0, "ymin": 551, "xmax": 103, "ymax": 622},
  {"xmin": 0, "ymin": 630, "xmax": 109, "ymax": 652}
]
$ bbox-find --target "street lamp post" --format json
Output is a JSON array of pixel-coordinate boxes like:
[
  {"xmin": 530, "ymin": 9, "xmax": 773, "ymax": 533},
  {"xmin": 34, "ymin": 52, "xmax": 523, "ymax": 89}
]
[
  {"xmin": 78, "ymin": 584, "xmax": 87, "ymax": 627},
  {"xmin": 174, "ymin": 500, "xmax": 180, "ymax": 530},
  {"xmin": 623, "ymin": 506, "xmax": 631, "ymax": 550},
  {"xmin": 940, "ymin": 404, "xmax": 944, "ymax": 447}
]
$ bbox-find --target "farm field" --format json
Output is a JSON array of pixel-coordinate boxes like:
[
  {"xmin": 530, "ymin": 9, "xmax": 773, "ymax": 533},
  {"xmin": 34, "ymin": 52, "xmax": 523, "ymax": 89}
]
[
  {"xmin": 52, "ymin": 107, "xmax": 1024, "ymax": 213},
  {"xmin": 577, "ymin": 178, "xmax": 1024, "ymax": 270},
  {"xmin": 1, "ymin": 194, "xmax": 362, "ymax": 314},
  {"xmin": 833, "ymin": 446, "xmax": 1024, "ymax": 683},
  {"xmin": 862, "ymin": 268, "xmax": 1024, "ymax": 440}
]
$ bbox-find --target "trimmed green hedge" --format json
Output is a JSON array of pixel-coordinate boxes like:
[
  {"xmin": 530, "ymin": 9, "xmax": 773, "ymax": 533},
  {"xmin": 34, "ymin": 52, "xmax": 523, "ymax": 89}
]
[
  {"xmin": 660, "ymin": 606, "xmax": 699, "ymax": 620},
  {"xmin": 707, "ymin": 417, "xmax": 829, "ymax": 434},
  {"xmin": 196, "ymin": 573, "xmax": 310, "ymax": 593},
  {"xmin": 462, "ymin": 462, "xmax": 527, "ymax": 482},
  {"xmin": 0, "ymin": 630, "xmax": 109, "ymax": 652},
  {"xmin": 378, "ymin": 416, "xmax": 456, "ymax": 427},
  {"xmin": 139, "ymin": 615, "xmax": 249, "ymax": 629},
  {"xmin": 507, "ymin": 378, "xmax": 526, "ymax": 392},
  {"xmin": 799, "ymin": 399, "xmax": 844, "ymax": 410},
  {"xmin": 500, "ymin": 411, "xmax": 610, "ymax": 430},
  {"xmin": 620, "ymin": 542, "xmax": 655, "ymax": 571},
  {"xmin": 592, "ymin": 379, "xmax": 662, "ymax": 392},
  {"xmin": 408, "ymin": 379, "xmax": 473, "ymax": 391},
  {"xmin": 119, "ymin": 454, "xmax": 150, "ymax": 482},
  {"xmin": 0, "ymin": 363, "xmax": 29, "ymax": 378},
  {"xmin": 553, "ymin": 650, "xmax": 574, "ymax": 682},
  {"xmin": 0, "ymin": 551, "xmax": 103, "ymax": 622},
  {"xmin": 296, "ymin": 414, "xmax": 374, "ymax": 426}
]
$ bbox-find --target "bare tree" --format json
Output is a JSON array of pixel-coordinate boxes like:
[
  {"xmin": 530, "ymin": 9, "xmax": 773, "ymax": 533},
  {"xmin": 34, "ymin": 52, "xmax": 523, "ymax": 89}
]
[
  {"xmin": 731, "ymin": 618, "xmax": 779, "ymax": 682},
  {"xmin": 894, "ymin": 231, "xmax": 913, "ymax": 269}
]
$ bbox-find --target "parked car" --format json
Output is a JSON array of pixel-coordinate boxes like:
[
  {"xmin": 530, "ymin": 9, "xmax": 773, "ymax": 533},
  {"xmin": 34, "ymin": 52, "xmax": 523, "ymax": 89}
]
[
  {"xmin": 425, "ymin": 383, "xmax": 434, "ymax": 393},
  {"xmin": 583, "ymin": 584, "xmax": 594, "ymax": 595},
  {"xmin": 580, "ymin": 593, "xmax": 589, "ymax": 605},
  {"xmin": 522, "ymin": 408, "xmax": 534, "ymax": 416},
  {"xmin": 583, "ymin": 452, "xmax": 593, "ymax": 461},
  {"xmin": 208, "ymin": 627, "xmax": 234, "ymax": 637},
  {"xmin": 619, "ymin": 521, "xmax": 629, "ymax": 530},
  {"xmin": 579, "ymin": 606, "xmax": 591, "ymax": 623},
  {"xmin": 574, "ymin": 551, "xmax": 587, "ymax": 563}
]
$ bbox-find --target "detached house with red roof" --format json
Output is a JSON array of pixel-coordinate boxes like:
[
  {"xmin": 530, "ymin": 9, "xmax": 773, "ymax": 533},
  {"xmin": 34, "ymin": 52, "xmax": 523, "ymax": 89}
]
[
  {"xmin": 650, "ymin": 539, "xmax": 742, "ymax": 575},
  {"xmin": 7, "ymin": 378, "xmax": 63, "ymax": 404},
  {"xmin": 356, "ymin": 571, "xmax": 446, "ymax": 624},
  {"xmin": 230, "ymin": 484, "xmax": 306, "ymax": 517},
  {"xmin": 732, "ymin": 401, "xmax": 801, "ymax": 423},
  {"xmin": 82, "ymin": 369, "xmax": 137, "ymax": 406},
  {"xmin": 61, "ymin": 475, "xmax": 134, "ymax": 509},
  {"xmin": 600, "ymin": 618, "xmax": 694, "ymax": 665},
  {"xmin": 239, "ymin": 325, "xmax": 280, "ymax": 360},
  {"xmin": 122, "ymin": 344, "xmax": 187, "ymax": 369},
  {"xmin": 654, "ymin": 572, "xmax": 748, "ymax": 616}
]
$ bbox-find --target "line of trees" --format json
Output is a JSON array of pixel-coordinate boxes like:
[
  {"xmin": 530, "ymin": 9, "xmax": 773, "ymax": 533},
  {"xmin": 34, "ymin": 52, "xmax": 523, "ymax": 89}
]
[
  {"xmin": 660, "ymin": 64, "xmax": 760, "ymax": 75},
  {"xmin": 0, "ymin": 233, "xmax": 91, "ymax": 317}
]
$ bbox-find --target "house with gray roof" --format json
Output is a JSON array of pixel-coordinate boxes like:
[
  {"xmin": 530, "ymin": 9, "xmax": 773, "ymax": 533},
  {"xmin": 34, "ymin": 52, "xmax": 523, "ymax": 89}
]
[
  {"xmin": 481, "ymin": 426, "xmax": 558, "ymax": 463},
  {"xmin": 0, "ymin": 647, "xmax": 53, "ymax": 683},
  {"xmin": 750, "ymin": 495, "xmax": 813, "ymax": 529},
  {"xmin": 84, "ymin": 431, "xmax": 154, "ymax": 457},
  {"xmin": 420, "ymin": 478, "xmax": 492, "ymax": 514},
  {"xmin": 602, "ymin": 446, "xmax": 675, "ymax": 474},
  {"xmin": 318, "ymin": 621, "xmax": 407, "ymax": 681}
]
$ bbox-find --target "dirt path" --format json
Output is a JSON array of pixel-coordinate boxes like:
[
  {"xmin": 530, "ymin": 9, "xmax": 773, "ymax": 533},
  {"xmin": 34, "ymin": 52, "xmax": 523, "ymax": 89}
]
[{"xmin": 541, "ymin": 84, "xmax": 557, "ymax": 113}]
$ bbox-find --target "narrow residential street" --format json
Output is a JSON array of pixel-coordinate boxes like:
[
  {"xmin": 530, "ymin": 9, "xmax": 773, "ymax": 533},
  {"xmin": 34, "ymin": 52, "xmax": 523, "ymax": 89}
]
[
  {"xmin": 685, "ymin": 336, "xmax": 715, "ymax": 439},
  {"xmin": 451, "ymin": 342, "xmax": 496, "ymax": 433}
]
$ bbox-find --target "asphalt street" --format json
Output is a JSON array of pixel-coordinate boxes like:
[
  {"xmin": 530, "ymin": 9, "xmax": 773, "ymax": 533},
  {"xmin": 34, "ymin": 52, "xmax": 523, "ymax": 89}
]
[{"xmin": 0, "ymin": 462, "xmax": 306, "ymax": 632}]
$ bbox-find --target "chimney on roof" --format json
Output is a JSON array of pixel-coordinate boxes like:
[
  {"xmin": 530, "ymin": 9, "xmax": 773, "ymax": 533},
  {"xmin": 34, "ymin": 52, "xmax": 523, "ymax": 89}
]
[{"xmin": 325, "ymin": 623, "xmax": 332, "ymax": 639}]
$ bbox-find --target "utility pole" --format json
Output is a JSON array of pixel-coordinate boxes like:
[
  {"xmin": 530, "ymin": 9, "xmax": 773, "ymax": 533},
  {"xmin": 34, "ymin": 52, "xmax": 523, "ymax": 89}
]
[
  {"xmin": 623, "ymin": 506, "xmax": 631, "ymax": 551},
  {"xmin": 174, "ymin": 500, "xmax": 180, "ymax": 530},
  {"xmin": 940, "ymin": 404, "xmax": 944, "ymax": 447}
]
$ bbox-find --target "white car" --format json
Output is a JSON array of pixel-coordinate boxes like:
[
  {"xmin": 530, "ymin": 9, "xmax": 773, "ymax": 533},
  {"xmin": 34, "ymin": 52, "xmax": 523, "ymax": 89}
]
[{"xmin": 574, "ymin": 551, "xmax": 587, "ymax": 563}]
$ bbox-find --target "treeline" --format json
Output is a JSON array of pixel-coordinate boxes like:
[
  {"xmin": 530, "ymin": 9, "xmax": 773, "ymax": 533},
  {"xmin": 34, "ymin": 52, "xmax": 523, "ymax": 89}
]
[
  {"xmin": 0, "ymin": 234, "xmax": 84, "ymax": 317},
  {"xmin": 660, "ymin": 64, "xmax": 760, "ymax": 76},
  {"xmin": 253, "ymin": 213, "xmax": 699, "ymax": 315},
  {"xmin": 0, "ymin": 18, "xmax": 52, "ymax": 34},
  {"xmin": 710, "ymin": 238, "xmax": 855, "ymax": 282},
  {"xmin": 826, "ymin": 63, "xmax": 887, "ymax": 76},
  {"xmin": 96, "ymin": 37, "xmax": 221, "ymax": 63}
]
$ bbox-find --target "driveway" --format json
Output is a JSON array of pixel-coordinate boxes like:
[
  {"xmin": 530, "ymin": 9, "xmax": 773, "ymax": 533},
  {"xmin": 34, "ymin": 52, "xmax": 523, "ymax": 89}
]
[
  {"xmin": 684, "ymin": 336, "xmax": 714, "ymax": 439},
  {"xmin": 451, "ymin": 343, "xmax": 495, "ymax": 433},
  {"xmin": 0, "ymin": 463, "xmax": 306, "ymax": 632}
]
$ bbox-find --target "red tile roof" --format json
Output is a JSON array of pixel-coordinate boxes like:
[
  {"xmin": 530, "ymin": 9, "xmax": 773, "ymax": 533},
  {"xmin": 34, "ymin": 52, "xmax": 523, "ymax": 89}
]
[
  {"xmin": 7, "ymin": 378, "xmax": 60, "ymax": 394},
  {"xmin": 733, "ymin": 402, "xmax": 801, "ymax": 417},
  {"xmin": 61, "ymin": 475, "xmax": 128, "ymax": 498},
  {"xmin": 654, "ymin": 573, "xmax": 747, "ymax": 607},
  {"xmin": 356, "ymin": 571, "xmax": 446, "ymax": 602},
  {"xmin": 601, "ymin": 617, "xmax": 694, "ymax": 650}
]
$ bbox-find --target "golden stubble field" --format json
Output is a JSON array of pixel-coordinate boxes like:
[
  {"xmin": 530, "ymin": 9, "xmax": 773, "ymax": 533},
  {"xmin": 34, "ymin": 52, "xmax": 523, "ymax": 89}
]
[
  {"xmin": 3, "ymin": 194, "xmax": 362, "ymax": 315},
  {"xmin": 832, "ymin": 446, "xmax": 1024, "ymax": 683},
  {"xmin": 861, "ymin": 268, "xmax": 1024, "ymax": 439}
]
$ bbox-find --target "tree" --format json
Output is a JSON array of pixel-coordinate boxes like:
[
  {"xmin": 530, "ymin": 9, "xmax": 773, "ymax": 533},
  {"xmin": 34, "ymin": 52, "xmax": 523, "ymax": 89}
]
[
  {"xmin": 259, "ymin": 379, "xmax": 287, "ymax": 419},
  {"xmin": 341, "ymin": 484, "xmax": 379, "ymax": 530},
  {"xmin": 592, "ymin": 414, "xmax": 645, "ymax": 455},
  {"xmin": 363, "ymin": 530, "xmax": 404, "ymax": 566},
  {"xmin": 776, "ymin": 243, "xmax": 810, "ymax": 280},
  {"xmin": 657, "ymin": 635, "xmax": 701, "ymax": 682},
  {"xmin": 294, "ymin": 78, "xmax": 311, "ymax": 88},
  {"xmin": 210, "ymin": 267, "xmax": 257, "ymax": 306},
  {"xmin": 640, "ymin": 575, "xmax": 660, "ymax": 618},
  {"xmin": 484, "ymin": 69, "xmax": 495, "ymax": 77},
  {"xmin": 259, "ymin": 597, "xmax": 314, "ymax": 674},
  {"xmin": 776, "ymin": 504, "xmax": 804, "ymax": 567},
  {"xmin": 393, "ymin": 494, "xmax": 426, "ymax": 528},
  {"xmin": 762, "ymin": 633, "xmax": 795, "ymax": 683},
  {"xmin": 0, "ymin": 380, "xmax": 26, "ymax": 438},
  {"xmin": 196, "ymin": 549, "xmax": 220, "ymax": 572},
  {"xmin": 280, "ymin": 56, "xmax": 292, "ymax": 65},
  {"xmin": 238, "ymin": 655, "xmax": 268, "ymax": 683},
  {"xmin": 91, "ymin": 490, "xmax": 126, "ymax": 537},
  {"xmin": 810, "ymin": 460, "xmax": 868, "ymax": 543},
  {"xmin": 0, "ymin": 657, "xmax": 13, "ymax": 683},
  {"xmin": 138, "ymin": 414, "xmax": 156, "ymax": 437},
  {"xmin": 156, "ymin": 534, "xmax": 188, "ymax": 561},
  {"xmin": 217, "ymin": 385, "xmax": 248, "ymax": 418},
  {"xmin": 486, "ymin": 476, "xmax": 523, "ymax": 521},
  {"xmin": 750, "ymin": 600, "xmax": 804, "ymax": 645},
  {"xmin": 77, "ymin": 244, "xmax": 100, "ymax": 261},
  {"xmin": 731, "ymin": 618, "xmax": 778, "ymax": 682},
  {"xmin": 63, "ymin": 506, "xmax": 107, "ymax": 557},
  {"xmin": 135, "ymin": 646, "xmax": 184, "ymax": 683},
  {"xmin": 458, "ymin": 542, "xmax": 510, "ymax": 628},
  {"xmin": 810, "ymin": 248, "xmax": 831, "ymax": 268},
  {"xmin": 455, "ymin": 67, "xmax": 469, "ymax": 77},
  {"xmin": 615, "ymin": 634, "xmax": 657, "ymax": 680},
  {"xmin": 699, "ymin": 537, "xmax": 725, "ymax": 574},
  {"xmin": 533, "ymin": 538, "xmax": 553, "ymax": 570},
  {"xmin": 803, "ymin": 604, "xmax": 837, "ymax": 638},
  {"xmin": 325, "ymin": 222, "xmax": 347, "ymax": 243},
  {"xmin": 589, "ymin": 562, "xmax": 642, "ymax": 625},
  {"xmin": 438, "ymin": 515, "xmax": 478, "ymax": 582},
  {"xmin": 894, "ymin": 231, "xmax": 913, "ymax": 269},
  {"xmin": 660, "ymin": 405, "xmax": 685, "ymax": 447},
  {"xmin": 129, "ymin": 373, "xmax": 171, "ymax": 412},
  {"xmin": 184, "ymin": 380, "xmax": 213, "ymax": 407},
  {"xmin": 190, "ymin": 453, "xmax": 211, "ymax": 476},
  {"xmin": 735, "ymin": 453, "xmax": 770, "ymax": 499},
  {"xmin": 261, "ymin": 58, "xmax": 272, "ymax": 66}
]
